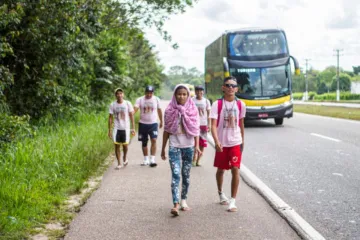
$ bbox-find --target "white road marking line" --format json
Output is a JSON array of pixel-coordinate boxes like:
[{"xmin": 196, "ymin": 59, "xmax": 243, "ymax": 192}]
[
  {"xmin": 332, "ymin": 173, "xmax": 343, "ymax": 177},
  {"xmin": 206, "ymin": 135, "xmax": 326, "ymax": 240},
  {"xmin": 311, "ymin": 133, "xmax": 341, "ymax": 142}
]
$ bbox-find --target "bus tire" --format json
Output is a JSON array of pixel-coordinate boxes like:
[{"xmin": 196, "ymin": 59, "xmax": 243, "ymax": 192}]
[{"xmin": 274, "ymin": 118, "xmax": 283, "ymax": 125}]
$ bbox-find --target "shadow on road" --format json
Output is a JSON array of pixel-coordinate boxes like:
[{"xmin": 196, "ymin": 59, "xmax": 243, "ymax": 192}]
[{"xmin": 245, "ymin": 120, "xmax": 283, "ymax": 128}]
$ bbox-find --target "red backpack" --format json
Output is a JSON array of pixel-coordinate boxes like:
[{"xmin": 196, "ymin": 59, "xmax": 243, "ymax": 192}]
[{"xmin": 216, "ymin": 98, "xmax": 242, "ymax": 127}]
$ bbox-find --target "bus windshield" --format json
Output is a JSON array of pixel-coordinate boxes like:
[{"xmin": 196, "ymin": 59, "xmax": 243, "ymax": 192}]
[
  {"xmin": 228, "ymin": 31, "xmax": 288, "ymax": 58},
  {"xmin": 230, "ymin": 65, "xmax": 291, "ymax": 98}
]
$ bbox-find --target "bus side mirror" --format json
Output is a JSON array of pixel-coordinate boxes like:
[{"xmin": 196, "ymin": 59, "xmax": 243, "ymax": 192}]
[{"xmin": 290, "ymin": 56, "xmax": 300, "ymax": 76}]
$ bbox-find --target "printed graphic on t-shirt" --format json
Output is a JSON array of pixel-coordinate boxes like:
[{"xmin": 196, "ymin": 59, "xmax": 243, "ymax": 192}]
[
  {"xmin": 223, "ymin": 109, "xmax": 237, "ymax": 129},
  {"xmin": 196, "ymin": 103, "xmax": 205, "ymax": 117},
  {"xmin": 142, "ymin": 102, "xmax": 154, "ymax": 114},
  {"xmin": 115, "ymin": 106, "xmax": 126, "ymax": 121}
]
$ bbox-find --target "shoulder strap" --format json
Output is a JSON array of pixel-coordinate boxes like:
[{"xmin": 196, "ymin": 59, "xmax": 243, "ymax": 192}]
[
  {"xmin": 216, "ymin": 99, "xmax": 223, "ymax": 127},
  {"xmin": 237, "ymin": 100, "xmax": 242, "ymax": 127}
]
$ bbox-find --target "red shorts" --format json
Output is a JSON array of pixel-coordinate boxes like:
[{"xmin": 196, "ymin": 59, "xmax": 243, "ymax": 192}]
[
  {"xmin": 199, "ymin": 137, "xmax": 207, "ymax": 147},
  {"xmin": 199, "ymin": 125, "xmax": 208, "ymax": 148},
  {"xmin": 214, "ymin": 145, "xmax": 242, "ymax": 170}
]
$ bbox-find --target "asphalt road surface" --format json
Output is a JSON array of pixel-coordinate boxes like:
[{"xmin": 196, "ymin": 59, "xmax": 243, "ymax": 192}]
[{"xmin": 243, "ymin": 113, "xmax": 360, "ymax": 240}]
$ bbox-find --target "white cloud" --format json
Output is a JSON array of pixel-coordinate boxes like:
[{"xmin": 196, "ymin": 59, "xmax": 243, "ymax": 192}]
[{"xmin": 146, "ymin": 0, "xmax": 360, "ymax": 73}]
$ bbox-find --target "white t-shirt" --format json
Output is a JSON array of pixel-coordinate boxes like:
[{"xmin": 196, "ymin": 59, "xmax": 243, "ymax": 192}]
[
  {"xmin": 209, "ymin": 99, "xmax": 246, "ymax": 147},
  {"xmin": 134, "ymin": 96, "xmax": 161, "ymax": 124},
  {"xmin": 169, "ymin": 114, "xmax": 194, "ymax": 148},
  {"xmin": 109, "ymin": 100, "xmax": 134, "ymax": 130},
  {"xmin": 192, "ymin": 97, "xmax": 211, "ymax": 126}
]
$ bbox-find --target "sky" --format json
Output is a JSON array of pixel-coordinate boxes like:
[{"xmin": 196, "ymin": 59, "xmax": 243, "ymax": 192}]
[{"xmin": 145, "ymin": 0, "xmax": 360, "ymax": 74}]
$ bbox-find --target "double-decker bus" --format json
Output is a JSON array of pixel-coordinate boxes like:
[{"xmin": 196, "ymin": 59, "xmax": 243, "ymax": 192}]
[{"xmin": 205, "ymin": 28, "xmax": 300, "ymax": 125}]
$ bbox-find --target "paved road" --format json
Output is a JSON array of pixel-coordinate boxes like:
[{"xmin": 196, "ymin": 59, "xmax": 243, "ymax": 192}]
[
  {"xmin": 64, "ymin": 100, "xmax": 299, "ymax": 240},
  {"xmin": 65, "ymin": 134, "xmax": 299, "ymax": 240},
  {"xmin": 243, "ymin": 113, "xmax": 360, "ymax": 240},
  {"xmin": 294, "ymin": 100, "xmax": 360, "ymax": 108}
]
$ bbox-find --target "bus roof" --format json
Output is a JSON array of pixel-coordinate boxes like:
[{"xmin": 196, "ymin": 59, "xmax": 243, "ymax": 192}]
[{"xmin": 225, "ymin": 27, "xmax": 284, "ymax": 34}]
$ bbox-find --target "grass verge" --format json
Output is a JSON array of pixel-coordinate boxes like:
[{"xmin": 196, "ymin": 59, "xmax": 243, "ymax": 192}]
[
  {"xmin": 0, "ymin": 111, "xmax": 113, "ymax": 239},
  {"xmin": 294, "ymin": 104, "xmax": 360, "ymax": 121}
]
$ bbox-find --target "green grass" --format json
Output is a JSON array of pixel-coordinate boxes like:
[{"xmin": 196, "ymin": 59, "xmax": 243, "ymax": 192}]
[
  {"xmin": 294, "ymin": 105, "xmax": 360, "ymax": 121},
  {"xmin": 0, "ymin": 111, "xmax": 113, "ymax": 239},
  {"xmin": 309, "ymin": 100, "xmax": 360, "ymax": 104}
]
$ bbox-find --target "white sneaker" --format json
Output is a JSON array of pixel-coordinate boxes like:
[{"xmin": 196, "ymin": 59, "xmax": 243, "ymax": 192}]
[
  {"xmin": 227, "ymin": 198, "xmax": 237, "ymax": 212},
  {"xmin": 141, "ymin": 160, "xmax": 149, "ymax": 166},
  {"xmin": 115, "ymin": 164, "xmax": 122, "ymax": 170},
  {"xmin": 219, "ymin": 192, "xmax": 229, "ymax": 205},
  {"xmin": 149, "ymin": 158, "xmax": 157, "ymax": 167}
]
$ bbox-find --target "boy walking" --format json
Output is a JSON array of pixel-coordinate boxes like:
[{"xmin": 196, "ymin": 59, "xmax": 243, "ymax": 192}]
[
  {"xmin": 192, "ymin": 85, "xmax": 211, "ymax": 166},
  {"xmin": 134, "ymin": 86, "xmax": 163, "ymax": 167},
  {"xmin": 108, "ymin": 88, "xmax": 136, "ymax": 169},
  {"xmin": 210, "ymin": 76, "xmax": 246, "ymax": 212}
]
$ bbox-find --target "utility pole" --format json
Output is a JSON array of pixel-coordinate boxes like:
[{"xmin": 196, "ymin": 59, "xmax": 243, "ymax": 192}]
[
  {"xmin": 304, "ymin": 59, "xmax": 311, "ymax": 101},
  {"xmin": 334, "ymin": 49, "xmax": 343, "ymax": 101}
]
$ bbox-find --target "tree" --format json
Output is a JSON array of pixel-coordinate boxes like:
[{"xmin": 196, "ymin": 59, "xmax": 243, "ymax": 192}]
[
  {"xmin": 330, "ymin": 73, "xmax": 351, "ymax": 91},
  {"xmin": 353, "ymin": 66, "xmax": 360, "ymax": 75},
  {"xmin": 0, "ymin": 0, "xmax": 196, "ymax": 120}
]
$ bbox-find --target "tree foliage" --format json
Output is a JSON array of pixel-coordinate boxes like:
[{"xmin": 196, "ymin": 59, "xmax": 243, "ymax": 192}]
[{"xmin": 0, "ymin": 0, "xmax": 195, "ymax": 145}]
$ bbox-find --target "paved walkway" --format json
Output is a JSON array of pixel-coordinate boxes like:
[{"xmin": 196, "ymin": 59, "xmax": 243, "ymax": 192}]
[
  {"xmin": 65, "ymin": 129, "xmax": 300, "ymax": 240},
  {"xmin": 294, "ymin": 100, "xmax": 360, "ymax": 108}
]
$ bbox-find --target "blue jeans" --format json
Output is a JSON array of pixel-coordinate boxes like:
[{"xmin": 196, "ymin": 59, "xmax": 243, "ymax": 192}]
[{"xmin": 168, "ymin": 146, "xmax": 194, "ymax": 204}]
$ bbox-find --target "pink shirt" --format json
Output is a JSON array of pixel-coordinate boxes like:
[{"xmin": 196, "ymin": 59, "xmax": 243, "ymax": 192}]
[
  {"xmin": 209, "ymin": 99, "xmax": 246, "ymax": 147},
  {"xmin": 134, "ymin": 96, "xmax": 161, "ymax": 124},
  {"xmin": 169, "ymin": 114, "xmax": 194, "ymax": 148},
  {"xmin": 192, "ymin": 97, "xmax": 211, "ymax": 126}
]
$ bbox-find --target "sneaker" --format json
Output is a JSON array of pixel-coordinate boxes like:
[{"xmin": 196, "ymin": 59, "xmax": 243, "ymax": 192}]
[
  {"xmin": 227, "ymin": 198, "xmax": 237, "ymax": 212},
  {"xmin": 115, "ymin": 164, "xmax": 122, "ymax": 170},
  {"xmin": 149, "ymin": 159, "xmax": 157, "ymax": 167},
  {"xmin": 123, "ymin": 159, "xmax": 129, "ymax": 166},
  {"xmin": 219, "ymin": 192, "xmax": 229, "ymax": 205},
  {"xmin": 141, "ymin": 160, "xmax": 149, "ymax": 166}
]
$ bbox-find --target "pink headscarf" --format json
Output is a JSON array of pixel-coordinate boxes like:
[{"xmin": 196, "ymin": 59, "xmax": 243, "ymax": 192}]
[{"xmin": 164, "ymin": 84, "xmax": 200, "ymax": 137}]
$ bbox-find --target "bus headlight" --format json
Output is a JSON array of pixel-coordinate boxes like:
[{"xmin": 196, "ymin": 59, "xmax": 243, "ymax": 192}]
[{"xmin": 283, "ymin": 100, "xmax": 292, "ymax": 107}]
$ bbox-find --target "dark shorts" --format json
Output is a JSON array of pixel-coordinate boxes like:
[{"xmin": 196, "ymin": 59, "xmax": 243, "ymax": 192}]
[
  {"xmin": 214, "ymin": 145, "xmax": 242, "ymax": 170},
  {"xmin": 138, "ymin": 123, "xmax": 158, "ymax": 144},
  {"xmin": 113, "ymin": 129, "xmax": 130, "ymax": 145}
]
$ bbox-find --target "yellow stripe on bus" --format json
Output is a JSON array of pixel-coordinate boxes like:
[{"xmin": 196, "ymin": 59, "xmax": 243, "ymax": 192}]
[{"xmin": 241, "ymin": 95, "xmax": 291, "ymax": 106}]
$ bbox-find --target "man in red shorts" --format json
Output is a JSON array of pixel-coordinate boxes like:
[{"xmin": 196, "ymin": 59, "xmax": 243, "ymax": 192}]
[{"xmin": 210, "ymin": 76, "xmax": 246, "ymax": 212}]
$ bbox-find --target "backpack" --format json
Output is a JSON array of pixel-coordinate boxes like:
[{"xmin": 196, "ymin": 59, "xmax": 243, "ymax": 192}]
[{"xmin": 216, "ymin": 98, "xmax": 242, "ymax": 127}]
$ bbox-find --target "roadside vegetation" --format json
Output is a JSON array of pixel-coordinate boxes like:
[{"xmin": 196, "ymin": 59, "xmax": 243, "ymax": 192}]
[
  {"xmin": 292, "ymin": 66, "xmax": 360, "ymax": 95},
  {"xmin": 0, "ymin": 0, "xmax": 197, "ymax": 238},
  {"xmin": 294, "ymin": 105, "xmax": 360, "ymax": 121},
  {"xmin": 293, "ymin": 92, "xmax": 360, "ymax": 101}
]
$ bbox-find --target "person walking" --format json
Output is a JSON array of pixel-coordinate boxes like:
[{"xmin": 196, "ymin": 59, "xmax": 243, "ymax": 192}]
[
  {"xmin": 108, "ymin": 88, "xmax": 136, "ymax": 169},
  {"xmin": 134, "ymin": 85, "xmax": 163, "ymax": 167},
  {"xmin": 192, "ymin": 85, "xmax": 211, "ymax": 166},
  {"xmin": 161, "ymin": 84, "xmax": 201, "ymax": 216},
  {"xmin": 210, "ymin": 76, "xmax": 246, "ymax": 212}
]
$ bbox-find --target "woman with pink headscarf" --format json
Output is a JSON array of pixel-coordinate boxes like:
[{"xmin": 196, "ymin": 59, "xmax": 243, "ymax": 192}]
[{"xmin": 161, "ymin": 84, "xmax": 201, "ymax": 216}]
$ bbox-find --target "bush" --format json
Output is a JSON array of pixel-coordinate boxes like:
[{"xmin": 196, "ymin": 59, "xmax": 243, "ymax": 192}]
[
  {"xmin": 313, "ymin": 92, "xmax": 360, "ymax": 101},
  {"xmin": 308, "ymin": 92, "xmax": 317, "ymax": 100},
  {"xmin": 0, "ymin": 114, "xmax": 33, "ymax": 149},
  {"xmin": 292, "ymin": 92, "xmax": 303, "ymax": 100}
]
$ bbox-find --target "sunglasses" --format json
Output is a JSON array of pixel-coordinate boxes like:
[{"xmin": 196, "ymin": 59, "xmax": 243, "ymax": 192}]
[{"xmin": 224, "ymin": 83, "xmax": 238, "ymax": 88}]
